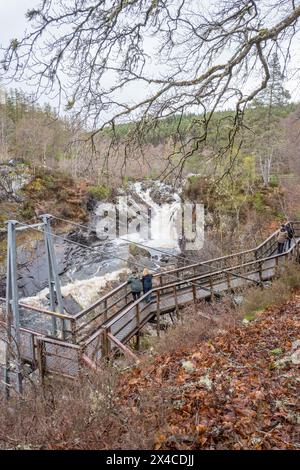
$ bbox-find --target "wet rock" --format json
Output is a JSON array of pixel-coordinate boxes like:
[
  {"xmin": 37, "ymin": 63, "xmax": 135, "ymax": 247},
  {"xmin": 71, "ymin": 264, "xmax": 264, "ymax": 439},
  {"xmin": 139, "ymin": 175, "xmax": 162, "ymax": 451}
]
[
  {"xmin": 86, "ymin": 195, "xmax": 98, "ymax": 212},
  {"xmin": 128, "ymin": 243, "xmax": 151, "ymax": 258},
  {"xmin": 233, "ymin": 295, "xmax": 244, "ymax": 306},
  {"xmin": 150, "ymin": 187, "xmax": 176, "ymax": 205},
  {"xmin": 273, "ymin": 340, "xmax": 300, "ymax": 368},
  {"xmin": 0, "ymin": 163, "xmax": 32, "ymax": 202},
  {"xmin": 0, "ymin": 277, "xmax": 5, "ymax": 298},
  {"xmin": 292, "ymin": 339, "xmax": 300, "ymax": 350},
  {"xmin": 67, "ymin": 229, "xmax": 100, "ymax": 245}
]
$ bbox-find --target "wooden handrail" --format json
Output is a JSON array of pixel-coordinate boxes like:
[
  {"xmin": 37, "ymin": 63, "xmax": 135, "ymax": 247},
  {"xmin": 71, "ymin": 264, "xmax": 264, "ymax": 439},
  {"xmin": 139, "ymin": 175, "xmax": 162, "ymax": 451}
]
[
  {"xmin": 100, "ymin": 239, "xmax": 299, "ymax": 330},
  {"xmin": 14, "ymin": 224, "xmax": 300, "ymax": 375},
  {"xmin": 3, "ymin": 222, "xmax": 300, "ymax": 347},
  {"xmin": 74, "ymin": 226, "xmax": 283, "ymax": 320},
  {"xmin": 107, "ymin": 332, "xmax": 139, "ymax": 362},
  {"xmin": 81, "ymin": 354, "xmax": 98, "ymax": 370},
  {"xmin": 18, "ymin": 302, "xmax": 74, "ymax": 321}
]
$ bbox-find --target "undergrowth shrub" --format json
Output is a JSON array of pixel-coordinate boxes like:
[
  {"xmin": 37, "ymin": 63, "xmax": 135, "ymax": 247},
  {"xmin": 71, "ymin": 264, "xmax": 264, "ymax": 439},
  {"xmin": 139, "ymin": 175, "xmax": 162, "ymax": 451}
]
[
  {"xmin": 241, "ymin": 264, "xmax": 300, "ymax": 318},
  {"xmin": 88, "ymin": 184, "xmax": 111, "ymax": 200},
  {"xmin": 1, "ymin": 265, "xmax": 299, "ymax": 450},
  {"xmin": 0, "ymin": 362, "xmax": 171, "ymax": 450},
  {"xmin": 151, "ymin": 298, "xmax": 241, "ymax": 356},
  {"xmin": 0, "ymin": 365, "xmax": 124, "ymax": 450}
]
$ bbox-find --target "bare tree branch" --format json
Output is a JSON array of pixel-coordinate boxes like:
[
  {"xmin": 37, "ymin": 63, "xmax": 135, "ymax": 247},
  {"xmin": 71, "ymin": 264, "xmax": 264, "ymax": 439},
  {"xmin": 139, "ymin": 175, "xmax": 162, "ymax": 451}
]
[{"xmin": 1, "ymin": 0, "xmax": 300, "ymax": 178}]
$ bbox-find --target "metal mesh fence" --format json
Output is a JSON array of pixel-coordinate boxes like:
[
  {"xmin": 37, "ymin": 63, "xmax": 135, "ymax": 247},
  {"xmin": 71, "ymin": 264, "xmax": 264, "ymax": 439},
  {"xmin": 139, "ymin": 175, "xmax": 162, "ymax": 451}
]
[
  {"xmin": 42, "ymin": 340, "xmax": 81, "ymax": 377},
  {"xmin": 84, "ymin": 333, "xmax": 103, "ymax": 362},
  {"xmin": 19, "ymin": 330, "xmax": 35, "ymax": 363}
]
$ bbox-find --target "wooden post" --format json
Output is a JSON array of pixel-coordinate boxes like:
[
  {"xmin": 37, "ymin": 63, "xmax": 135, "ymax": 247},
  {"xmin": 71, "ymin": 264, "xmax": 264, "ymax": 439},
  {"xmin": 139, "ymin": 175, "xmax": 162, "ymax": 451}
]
[
  {"xmin": 192, "ymin": 283, "xmax": 197, "ymax": 304},
  {"xmin": 37, "ymin": 339, "xmax": 46, "ymax": 387},
  {"xmin": 107, "ymin": 332, "xmax": 139, "ymax": 363},
  {"xmin": 285, "ymin": 253, "xmax": 289, "ymax": 271},
  {"xmin": 209, "ymin": 276, "xmax": 214, "ymax": 301},
  {"xmin": 104, "ymin": 299, "xmax": 108, "ymax": 322},
  {"xmin": 275, "ymin": 256, "xmax": 279, "ymax": 277},
  {"xmin": 101, "ymin": 328, "xmax": 109, "ymax": 358},
  {"xmin": 259, "ymin": 263, "xmax": 262, "ymax": 282},
  {"xmin": 136, "ymin": 303, "xmax": 140, "ymax": 351},
  {"xmin": 156, "ymin": 291, "xmax": 161, "ymax": 337},
  {"xmin": 226, "ymin": 272, "xmax": 231, "ymax": 290},
  {"xmin": 81, "ymin": 353, "xmax": 97, "ymax": 371},
  {"xmin": 70, "ymin": 319, "xmax": 77, "ymax": 344},
  {"xmin": 173, "ymin": 285, "xmax": 180, "ymax": 319}
]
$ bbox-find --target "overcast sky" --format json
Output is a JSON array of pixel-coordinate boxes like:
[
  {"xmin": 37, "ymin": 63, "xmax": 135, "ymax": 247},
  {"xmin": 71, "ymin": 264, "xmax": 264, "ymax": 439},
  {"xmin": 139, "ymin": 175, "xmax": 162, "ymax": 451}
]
[
  {"xmin": 0, "ymin": 0, "xmax": 32, "ymax": 45},
  {"xmin": 0, "ymin": 0, "xmax": 44, "ymax": 98},
  {"xmin": 1, "ymin": 0, "xmax": 299, "ymax": 113}
]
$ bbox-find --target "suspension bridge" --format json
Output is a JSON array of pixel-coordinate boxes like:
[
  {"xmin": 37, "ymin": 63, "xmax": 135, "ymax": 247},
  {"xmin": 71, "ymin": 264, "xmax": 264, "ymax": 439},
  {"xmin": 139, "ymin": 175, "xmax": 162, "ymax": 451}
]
[{"xmin": 0, "ymin": 215, "xmax": 299, "ymax": 396}]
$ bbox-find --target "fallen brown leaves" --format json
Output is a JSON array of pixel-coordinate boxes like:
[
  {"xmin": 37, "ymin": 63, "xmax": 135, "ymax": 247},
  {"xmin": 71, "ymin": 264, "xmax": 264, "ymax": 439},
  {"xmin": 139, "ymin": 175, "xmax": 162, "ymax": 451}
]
[
  {"xmin": 118, "ymin": 296, "xmax": 300, "ymax": 450},
  {"xmin": 1, "ymin": 294, "xmax": 299, "ymax": 450}
]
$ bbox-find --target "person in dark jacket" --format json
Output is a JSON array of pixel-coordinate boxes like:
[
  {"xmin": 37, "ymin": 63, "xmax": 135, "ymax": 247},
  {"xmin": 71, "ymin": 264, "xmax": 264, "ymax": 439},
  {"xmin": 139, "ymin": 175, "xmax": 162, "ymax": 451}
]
[
  {"xmin": 285, "ymin": 222, "xmax": 294, "ymax": 250},
  {"xmin": 277, "ymin": 224, "xmax": 288, "ymax": 254},
  {"xmin": 142, "ymin": 268, "xmax": 153, "ymax": 303},
  {"xmin": 128, "ymin": 270, "xmax": 143, "ymax": 301}
]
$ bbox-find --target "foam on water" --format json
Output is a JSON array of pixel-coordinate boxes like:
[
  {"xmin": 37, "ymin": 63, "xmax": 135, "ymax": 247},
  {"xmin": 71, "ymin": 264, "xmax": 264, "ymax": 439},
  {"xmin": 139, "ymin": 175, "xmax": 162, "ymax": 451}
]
[
  {"xmin": 22, "ymin": 180, "xmax": 182, "ymax": 314},
  {"xmin": 22, "ymin": 268, "xmax": 129, "ymax": 309}
]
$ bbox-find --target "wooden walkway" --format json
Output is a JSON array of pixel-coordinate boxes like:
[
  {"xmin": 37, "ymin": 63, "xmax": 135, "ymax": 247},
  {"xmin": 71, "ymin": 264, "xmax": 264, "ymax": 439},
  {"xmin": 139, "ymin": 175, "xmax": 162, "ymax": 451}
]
[{"xmin": 1, "ymin": 222, "xmax": 300, "ymax": 383}]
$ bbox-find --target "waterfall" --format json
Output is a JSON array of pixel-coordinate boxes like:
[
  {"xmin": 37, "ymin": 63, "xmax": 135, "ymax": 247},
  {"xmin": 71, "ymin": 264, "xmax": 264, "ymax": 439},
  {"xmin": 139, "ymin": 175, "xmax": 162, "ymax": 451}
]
[
  {"xmin": 112, "ymin": 181, "xmax": 182, "ymax": 253},
  {"xmin": 22, "ymin": 180, "xmax": 183, "ymax": 313}
]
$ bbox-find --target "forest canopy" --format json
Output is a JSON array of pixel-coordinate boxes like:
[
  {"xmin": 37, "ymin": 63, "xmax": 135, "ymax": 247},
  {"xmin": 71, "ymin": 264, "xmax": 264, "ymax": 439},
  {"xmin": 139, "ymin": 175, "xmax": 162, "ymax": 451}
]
[{"xmin": 1, "ymin": 1, "xmax": 300, "ymax": 177}]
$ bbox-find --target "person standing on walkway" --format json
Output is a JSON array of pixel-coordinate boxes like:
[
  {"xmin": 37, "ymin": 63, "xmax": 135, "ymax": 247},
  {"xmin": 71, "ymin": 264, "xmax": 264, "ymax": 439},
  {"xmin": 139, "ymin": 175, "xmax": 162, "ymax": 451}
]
[
  {"xmin": 277, "ymin": 224, "xmax": 288, "ymax": 254},
  {"xmin": 285, "ymin": 222, "xmax": 294, "ymax": 250},
  {"xmin": 142, "ymin": 268, "xmax": 153, "ymax": 303},
  {"xmin": 128, "ymin": 270, "xmax": 143, "ymax": 301}
]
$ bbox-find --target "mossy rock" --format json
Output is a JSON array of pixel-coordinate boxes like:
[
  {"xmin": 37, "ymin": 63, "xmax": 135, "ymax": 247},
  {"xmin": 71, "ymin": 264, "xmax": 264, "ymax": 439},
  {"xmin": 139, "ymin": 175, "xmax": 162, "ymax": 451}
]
[
  {"xmin": 128, "ymin": 243, "xmax": 151, "ymax": 258},
  {"xmin": 243, "ymin": 312, "xmax": 257, "ymax": 322}
]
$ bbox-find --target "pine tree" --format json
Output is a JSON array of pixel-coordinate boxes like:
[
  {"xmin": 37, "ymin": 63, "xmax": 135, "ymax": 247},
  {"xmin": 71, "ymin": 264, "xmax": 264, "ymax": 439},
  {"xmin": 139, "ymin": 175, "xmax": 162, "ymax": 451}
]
[
  {"xmin": 254, "ymin": 52, "xmax": 291, "ymax": 107},
  {"xmin": 250, "ymin": 52, "xmax": 291, "ymax": 186}
]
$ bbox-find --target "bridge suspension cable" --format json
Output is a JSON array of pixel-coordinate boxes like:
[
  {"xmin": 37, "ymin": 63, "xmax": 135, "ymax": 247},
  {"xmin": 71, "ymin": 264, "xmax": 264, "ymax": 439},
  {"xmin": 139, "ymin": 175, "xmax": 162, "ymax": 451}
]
[
  {"xmin": 16, "ymin": 221, "xmax": 226, "ymax": 299},
  {"xmin": 50, "ymin": 215, "xmax": 263, "ymax": 287}
]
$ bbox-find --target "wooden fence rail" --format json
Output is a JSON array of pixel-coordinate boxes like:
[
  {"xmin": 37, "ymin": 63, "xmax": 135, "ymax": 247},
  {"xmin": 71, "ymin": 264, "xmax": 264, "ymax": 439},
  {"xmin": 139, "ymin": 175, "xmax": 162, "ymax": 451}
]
[{"xmin": 1, "ymin": 222, "xmax": 300, "ymax": 382}]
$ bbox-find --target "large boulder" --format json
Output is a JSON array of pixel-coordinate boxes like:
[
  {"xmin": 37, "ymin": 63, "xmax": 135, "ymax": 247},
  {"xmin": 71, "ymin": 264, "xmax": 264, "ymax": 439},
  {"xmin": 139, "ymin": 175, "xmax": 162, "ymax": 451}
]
[
  {"xmin": 128, "ymin": 243, "xmax": 151, "ymax": 258},
  {"xmin": 150, "ymin": 186, "xmax": 176, "ymax": 205},
  {"xmin": 0, "ymin": 163, "xmax": 32, "ymax": 202}
]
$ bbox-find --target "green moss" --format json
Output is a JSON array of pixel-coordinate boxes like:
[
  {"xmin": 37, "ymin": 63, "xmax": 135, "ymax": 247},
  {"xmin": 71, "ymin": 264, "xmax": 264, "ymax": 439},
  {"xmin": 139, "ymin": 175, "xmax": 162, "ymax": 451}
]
[
  {"xmin": 270, "ymin": 348, "xmax": 283, "ymax": 355},
  {"xmin": 88, "ymin": 184, "xmax": 111, "ymax": 200},
  {"xmin": 252, "ymin": 193, "xmax": 265, "ymax": 213},
  {"xmin": 29, "ymin": 177, "xmax": 45, "ymax": 192},
  {"xmin": 42, "ymin": 174, "xmax": 56, "ymax": 189},
  {"xmin": 243, "ymin": 312, "xmax": 257, "ymax": 322},
  {"xmin": 269, "ymin": 175, "xmax": 279, "ymax": 187}
]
